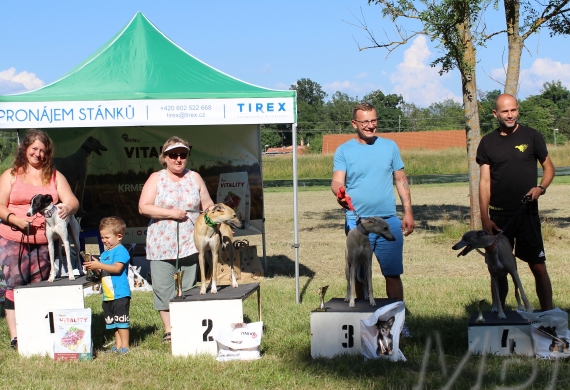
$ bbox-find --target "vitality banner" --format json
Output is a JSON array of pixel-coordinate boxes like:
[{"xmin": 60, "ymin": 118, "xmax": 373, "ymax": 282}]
[{"xmin": 46, "ymin": 125, "xmax": 263, "ymax": 236}]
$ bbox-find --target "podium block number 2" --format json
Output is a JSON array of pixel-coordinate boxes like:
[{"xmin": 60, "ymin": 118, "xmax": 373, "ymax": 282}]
[
  {"xmin": 202, "ymin": 319, "xmax": 214, "ymax": 342},
  {"xmin": 342, "ymin": 325, "xmax": 354, "ymax": 348}
]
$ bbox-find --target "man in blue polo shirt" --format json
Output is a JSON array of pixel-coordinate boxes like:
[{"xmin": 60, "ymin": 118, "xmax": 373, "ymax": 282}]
[{"xmin": 331, "ymin": 102, "xmax": 414, "ymax": 304}]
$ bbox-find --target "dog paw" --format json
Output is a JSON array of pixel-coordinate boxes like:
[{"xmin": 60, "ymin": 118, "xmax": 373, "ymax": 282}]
[
  {"xmin": 232, "ymin": 283, "xmax": 238, "ymax": 288},
  {"xmin": 47, "ymin": 278, "xmax": 55, "ymax": 283},
  {"xmin": 68, "ymin": 275, "xmax": 75, "ymax": 281},
  {"xmin": 498, "ymin": 312, "xmax": 506, "ymax": 319},
  {"xmin": 200, "ymin": 289, "xmax": 207, "ymax": 295},
  {"xmin": 369, "ymin": 299, "xmax": 376, "ymax": 306},
  {"xmin": 349, "ymin": 300, "xmax": 355, "ymax": 307}
]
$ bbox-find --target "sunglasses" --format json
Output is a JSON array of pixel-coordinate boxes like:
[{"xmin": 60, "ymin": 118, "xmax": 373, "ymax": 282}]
[{"xmin": 167, "ymin": 152, "xmax": 188, "ymax": 160}]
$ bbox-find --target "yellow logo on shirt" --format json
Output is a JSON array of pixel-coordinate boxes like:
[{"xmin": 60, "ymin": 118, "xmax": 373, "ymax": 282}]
[{"xmin": 515, "ymin": 144, "xmax": 528, "ymax": 152}]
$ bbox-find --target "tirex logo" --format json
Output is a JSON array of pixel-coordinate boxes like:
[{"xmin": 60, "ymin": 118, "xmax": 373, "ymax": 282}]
[{"xmin": 236, "ymin": 102, "xmax": 286, "ymax": 113}]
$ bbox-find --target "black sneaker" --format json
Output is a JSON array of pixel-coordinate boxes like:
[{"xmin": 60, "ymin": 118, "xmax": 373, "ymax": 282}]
[
  {"xmin": 401, "ymin": 323, "xmax": 412, "ymax": 338},
  {"xmin": 10, "ymin": 337, "xmax": 17, "ymax": 350}
]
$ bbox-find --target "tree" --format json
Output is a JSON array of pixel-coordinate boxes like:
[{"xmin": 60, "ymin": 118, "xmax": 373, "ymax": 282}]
[
  {"xmin": 478, "ymin": 89, "xmax": 501, "ymax": 134},
  {"xmin": 357, "ymin": 0, "xmax": 491, "ymax": 227},
  {"xmin": 501, "ymin": 0, "xmax": 570, "ymax": 96},
  {"xmin": 519, "ymin": 95, "xmax": 556, "ymax": 141},
  {"xmin": 291, "ymin": 78, "xmax": 328, "ymax": 151},
  {"xmin": 425, "ymin": 99, "xmax": 465, "ymax": 129},
  {"xmin": 325, "ymin": 91, "xmax": 358, "ymax": 132}
]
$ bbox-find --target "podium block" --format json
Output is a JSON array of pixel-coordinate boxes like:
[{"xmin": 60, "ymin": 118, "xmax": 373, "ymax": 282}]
[
  {"xmin": 170, "ymin": 283, "xmax": 261, "ymax": 357},
  {"xmin": 311, "ymin": 298, "xmax": 397, "ymax": 358},
  {"xmin": 468, "ymin": 311, "xmax": 533, "ymax": 356},
  {"xmin": 14, "ymin": 276, "xmax": 92, "ymax": 358}
]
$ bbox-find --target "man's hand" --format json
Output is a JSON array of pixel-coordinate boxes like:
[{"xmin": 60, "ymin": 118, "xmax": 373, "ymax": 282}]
[
  {"xmin": 481, "ymin": 217, "xmax": 499, "ymax": 234},
  {"xmin": 525, "ymin": 187, "xmax": 543, "ymax": 201},
  {"xmin": 336, "ymin": 187, "xmax": 354, "ymax": 211},
  {"xmin": 402, "ymin": 213, "xmax": 415, "ymax": 236}
]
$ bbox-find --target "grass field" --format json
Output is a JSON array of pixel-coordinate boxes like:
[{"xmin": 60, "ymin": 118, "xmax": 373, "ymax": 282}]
[{"xmin": 1, "ymin": 182, "xmax": 570, "ymax": 389}]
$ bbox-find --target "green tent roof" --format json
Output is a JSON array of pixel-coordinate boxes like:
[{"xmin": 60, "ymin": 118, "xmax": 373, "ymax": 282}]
[{"xmin": 0, "ymin": 12, "xmax": 295, "ymax": 102}]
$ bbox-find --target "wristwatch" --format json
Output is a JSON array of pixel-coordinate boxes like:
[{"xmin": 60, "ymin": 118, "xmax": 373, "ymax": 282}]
[{"xmin": 538, "ymin": 185, "xmax": 546, "ymax": 195}]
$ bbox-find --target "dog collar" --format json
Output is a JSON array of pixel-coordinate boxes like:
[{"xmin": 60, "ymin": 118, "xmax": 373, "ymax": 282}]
[
  {"xmin": 203, "ymin": 212, "xmax": 217, "ymax": 228},
  {"xmin": 44, "ymin": 205, "xmax": 57, "ymax": 218},
  {"xmin": 356, "ymin": 220, "xmax": 370, "ymax": 235}
]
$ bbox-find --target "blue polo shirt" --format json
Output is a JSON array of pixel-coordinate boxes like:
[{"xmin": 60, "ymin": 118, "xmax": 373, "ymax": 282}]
[{"xmin": 333, "ymin": 137, "xmax": 404, "ymax": 219}]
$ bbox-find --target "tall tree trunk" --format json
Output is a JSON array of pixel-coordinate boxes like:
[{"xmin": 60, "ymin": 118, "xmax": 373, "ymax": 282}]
[
  {"xmin": 458, "ymin": 20, "xmax": 482, "ymax": 229},
  {"xmin": 504, "ymin": 0, "xmax": 523, "ymax": 96}
]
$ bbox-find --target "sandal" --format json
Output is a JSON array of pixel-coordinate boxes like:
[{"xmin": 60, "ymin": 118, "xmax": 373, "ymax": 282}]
[{"xmin": 162, "ymin": 332, "xmax": 171, "ymax": 343}]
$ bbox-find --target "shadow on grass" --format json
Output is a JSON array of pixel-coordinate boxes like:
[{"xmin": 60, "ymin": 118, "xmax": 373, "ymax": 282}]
[{"xmin": 266, "ymin": 254, "xmax": 315, "ymax": 303}]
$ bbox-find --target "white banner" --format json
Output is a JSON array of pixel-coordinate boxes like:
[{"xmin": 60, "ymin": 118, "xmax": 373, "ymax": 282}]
[{"xmin": 0, "ymin": 98, "xmax": 295, "ymax": 128}]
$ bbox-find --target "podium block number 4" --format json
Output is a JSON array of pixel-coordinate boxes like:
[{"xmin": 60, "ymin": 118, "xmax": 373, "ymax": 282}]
[
  {"xmin": 342, "ymin": 325, "xmax": 354, "ymax": 348},
  {"xmin": 202, "ymin": 319, "xmax": 214, "ymax": 342}
]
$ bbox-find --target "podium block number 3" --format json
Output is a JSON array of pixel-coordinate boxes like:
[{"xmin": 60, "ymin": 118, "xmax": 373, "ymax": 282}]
[
  {"xmin": 342, "ymin": 325, "xmax": 354, "ymax": 348},
  {"xmin": 202, "ymin": 319, "xmax": 214, "ymax": 342}
]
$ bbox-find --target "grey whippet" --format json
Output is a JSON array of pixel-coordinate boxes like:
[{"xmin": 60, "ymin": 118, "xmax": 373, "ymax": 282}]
[
  {"xmin": 452, "ymin": 230, "xmax": 533, "ymax": 319},
  {"xmin": 345, "ymin": 217, "xmax": 395, "ymax": 307}
]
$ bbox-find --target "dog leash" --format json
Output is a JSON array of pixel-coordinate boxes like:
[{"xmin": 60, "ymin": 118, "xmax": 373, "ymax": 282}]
[{"xmin": 497, "ymin": 195, "xmax": 531, "ymax": 236}]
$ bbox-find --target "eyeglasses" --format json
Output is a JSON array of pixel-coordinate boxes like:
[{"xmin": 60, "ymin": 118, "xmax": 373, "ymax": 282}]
[
  {"xmin": 167, "ymin": 152, "xmax": 188, "ymax": 160},
  {"xmin": 353, "ymin": 118, "xmax": 378, "ymax": 126}
]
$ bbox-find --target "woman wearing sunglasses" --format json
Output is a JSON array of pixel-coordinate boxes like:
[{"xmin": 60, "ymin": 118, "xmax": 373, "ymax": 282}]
[{"xmin": 138, "ymin": 136, "xmax": 214, "ymax": 343}]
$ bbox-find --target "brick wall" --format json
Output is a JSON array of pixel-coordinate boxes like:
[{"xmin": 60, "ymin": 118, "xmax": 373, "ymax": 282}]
[{"xmin": 322, "ymin": 130, "xmax": 466, "ymax": 154}]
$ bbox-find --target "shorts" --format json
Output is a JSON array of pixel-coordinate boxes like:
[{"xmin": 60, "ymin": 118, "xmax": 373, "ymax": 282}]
[
  {"xmin": 345, "ymin": 215, "xmax": 404, "ymax": 276},
  {"xmin": 149, "ymin": 254, "xmax": 198, "ymax": 311},
  {"xmin": 0, "ymin": 235, "xmax": 50, "ymax": 303},
  {"xmin": 102, "ymin": 297, "xmax": 131, "ymax": 330},
  {"xmin": 491, "ymin": 212, "xmax": 545, "ymax": 264}
]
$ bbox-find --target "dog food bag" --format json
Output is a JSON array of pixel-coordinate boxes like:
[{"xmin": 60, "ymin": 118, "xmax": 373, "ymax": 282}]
[
  {"xmin": 360, "ymin": 301, "xmax": 406, "ymax": 361},
  {"xmin": 217, "ymin": 172, "xmax": 250, "ymax": 229},
  {"xmin": 213, "ymin": 321, "xmax": 263, "ymax": 362},
  {"xmin": 53, "ymin": 308, "xmax": 93, "ymax": 361},
  {"xmin": 517, "ymin": 308, "xmax": 570, "ymax": 359}
]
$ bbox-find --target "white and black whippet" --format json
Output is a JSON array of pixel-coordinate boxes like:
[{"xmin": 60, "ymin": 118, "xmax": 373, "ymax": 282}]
[{"xmin": 27, "ymin": 194, "xmax": 82, "ymax": 282}]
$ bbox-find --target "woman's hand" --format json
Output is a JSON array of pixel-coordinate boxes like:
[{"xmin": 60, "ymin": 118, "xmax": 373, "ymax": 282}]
[
  {"xmin": 56, "ymin": 204, "xmax": 70, "ymax": 220},
  {"xmin": 172, "ymin": 209, "xmax": 188, "ymax": 221}
]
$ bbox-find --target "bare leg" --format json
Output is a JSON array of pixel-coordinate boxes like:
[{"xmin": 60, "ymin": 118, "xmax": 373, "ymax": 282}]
[
  {"xmin": 159, "ymin": 310, "xmax": 171, "ymax": 333},
  {"xmin": 117, "ymin": 328, "xmax": 130, "ymax": 349},
  {"xmin": 528, "ymin": 263, "xmax": 553, "ymax": 310},
  {"xmin": 385, "ymin": 275, "xmax": 403, "ymax": 301},
  {"xmin": 6, "ymin": 309, "xmax": 16, "ymax": 339}
]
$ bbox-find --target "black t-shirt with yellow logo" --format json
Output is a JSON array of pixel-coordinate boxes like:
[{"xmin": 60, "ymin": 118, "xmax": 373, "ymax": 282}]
[{"xmin": 476, "ymin": 125, "xmax": 548, "ymax": 215}]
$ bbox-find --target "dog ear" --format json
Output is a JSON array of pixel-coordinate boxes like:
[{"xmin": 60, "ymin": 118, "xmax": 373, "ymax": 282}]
[
  {"xmin": 477, "ymin": 230, "xmax": 490, "ymax": 237},
  {"xmin": 44, "ymin": 194, "xmax": 53, "ymax": 203},
  {"xmin": 211, "ymin": 204, "xmax": 222, "ymax": 212},
  {"xmin": 387, "ymin": 316, "xmax": 395, "ymax": 327}
]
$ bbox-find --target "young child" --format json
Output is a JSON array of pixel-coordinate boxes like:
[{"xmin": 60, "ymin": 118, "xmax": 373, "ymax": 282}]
[{"xmin": 84, "ymin": 216, "xmax": 131, "ymax": 354}]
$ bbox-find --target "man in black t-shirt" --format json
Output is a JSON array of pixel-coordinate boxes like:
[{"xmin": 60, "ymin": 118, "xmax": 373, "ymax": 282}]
[{"xmin": 476, "ymin": 93, "xmax": 555, "ymax": 311}]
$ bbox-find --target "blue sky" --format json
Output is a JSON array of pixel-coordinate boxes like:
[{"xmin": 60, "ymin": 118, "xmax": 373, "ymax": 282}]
[{"xmin": 1, "ymin": 1, "xmax": 569, "ymax": 107}]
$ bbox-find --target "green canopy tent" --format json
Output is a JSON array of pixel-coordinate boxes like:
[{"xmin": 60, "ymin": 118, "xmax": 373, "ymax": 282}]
[{"xmin": 0, "ymin": 12, "xmax": 303, "ymax": 302}]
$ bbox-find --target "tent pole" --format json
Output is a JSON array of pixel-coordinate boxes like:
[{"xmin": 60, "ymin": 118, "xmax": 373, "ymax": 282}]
[
  {"xmin": 292, "ymin": 123, "xmax": 300, "ymax": 304},
  {"xmin": 257, "ymin": 124, "xmax": 268, "ymax": 274}
]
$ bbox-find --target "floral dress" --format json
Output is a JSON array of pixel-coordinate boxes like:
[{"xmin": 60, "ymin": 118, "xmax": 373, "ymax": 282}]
[{"xmin": 145, "ymin": 169, "xmax": 201, "ymax": 260}]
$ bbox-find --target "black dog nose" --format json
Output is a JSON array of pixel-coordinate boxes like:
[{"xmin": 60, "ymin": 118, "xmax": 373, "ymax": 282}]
[{"xmin": 26, "ymin": 212, "xmax": 32, "ymax": 217}]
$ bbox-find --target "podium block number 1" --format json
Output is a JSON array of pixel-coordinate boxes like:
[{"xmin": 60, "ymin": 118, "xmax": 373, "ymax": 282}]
[{"xmin": 202, "ymin": 319, "xmax": 214, "ymax": 342}]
